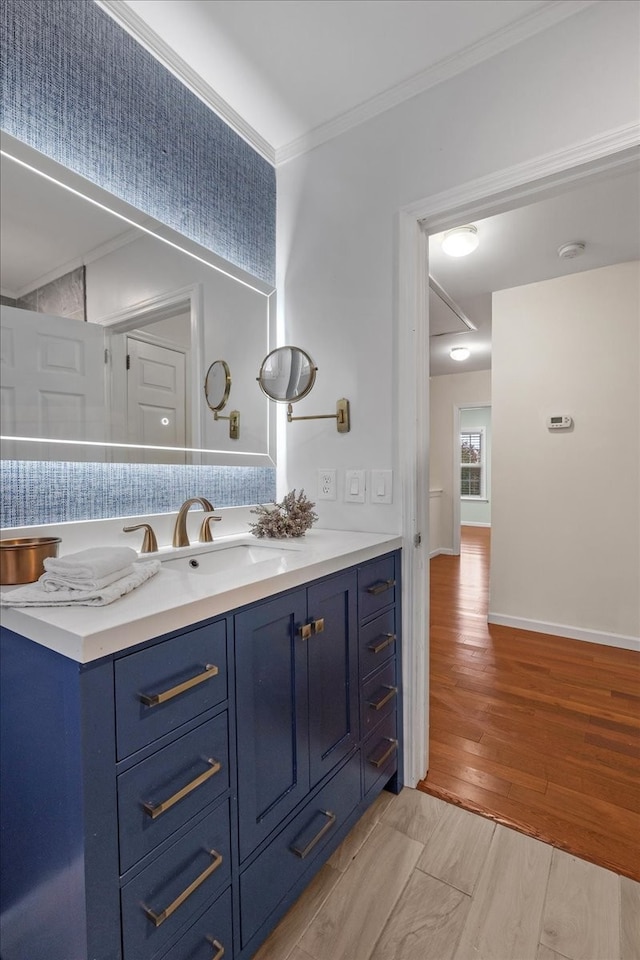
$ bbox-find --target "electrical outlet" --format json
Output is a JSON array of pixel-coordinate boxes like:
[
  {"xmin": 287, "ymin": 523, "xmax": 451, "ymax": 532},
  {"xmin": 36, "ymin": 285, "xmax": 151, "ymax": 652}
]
[
  {"xmin": 344, "ymin": 469, "xmax": 366, "ymax": 504},
  {"xmin": 317, "ymin": 468, "xmax": 337, "ymax": 500}
]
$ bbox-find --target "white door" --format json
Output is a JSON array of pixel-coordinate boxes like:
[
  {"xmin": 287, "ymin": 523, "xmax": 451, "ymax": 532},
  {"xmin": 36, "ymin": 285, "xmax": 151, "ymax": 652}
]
[
  {"xmin": 126, "ymin": 337, "xmax": 187, "ymax": 464},
  {"xmin": 0, "ymin": 305, "xmax": 106, "ymax": 460}
]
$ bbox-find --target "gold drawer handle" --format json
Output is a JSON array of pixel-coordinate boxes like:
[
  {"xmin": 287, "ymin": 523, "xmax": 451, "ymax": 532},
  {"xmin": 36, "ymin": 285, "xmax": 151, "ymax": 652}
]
[
  {"xmin": 368, "ymin": 632, "xmax": 395, "ymax": 655},
  {"xmin": 311, "ymin": 617, "xmax": 325, "ymax": 634},
  {"xmin": 298, "ymin": 623, "xmax": 312, "ymax": 640},
  {"xmin": 139, "ymin": 664, "xmax": 219, "ymax": 707},
  {"xmin": 368, "ymin": 685, "xmax": 398, "ymax": 711},
  {"xmin": 366, "ymin": 578, "xmax": 396, "ymax": 596},
  {"xmin": 205, "ymin": 937, "xmax": 225, "ymax": 960},
  {"xmin": 142, "ymin": 758, "xmax": 222, "ymax": 819},
  {"xmin": 368, "ymin": 737, "xmax": 398, "ymax": 769},
  {"xmin": 143, "ymin": 849, "xmax": 223, "ymax": 927},
  {"xmin": 291, "ymin": 810, "xmax": 336, "ymax": 859}
]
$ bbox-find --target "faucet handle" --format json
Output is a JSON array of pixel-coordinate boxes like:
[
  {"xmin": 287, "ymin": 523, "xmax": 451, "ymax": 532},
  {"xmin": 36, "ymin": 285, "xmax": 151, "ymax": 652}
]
[
  {"xmin": 123, "ymin": 523, "xmax": 158, "ymax": 554},
  {"xmin": 199, "ymin": 513, "xmax": 222, "ymax": 543}
]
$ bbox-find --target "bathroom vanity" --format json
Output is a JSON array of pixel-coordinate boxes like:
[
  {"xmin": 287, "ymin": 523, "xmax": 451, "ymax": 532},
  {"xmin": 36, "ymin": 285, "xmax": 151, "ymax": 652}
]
[{"xmin": 0, "ymin": 530, "xmax": 402, "ymax": 960}]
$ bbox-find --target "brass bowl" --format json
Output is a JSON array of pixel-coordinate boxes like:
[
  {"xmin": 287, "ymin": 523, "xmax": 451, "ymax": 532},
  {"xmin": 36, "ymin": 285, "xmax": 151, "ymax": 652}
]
[{"xmin": 0, "ymin": 537, "xmax": 62, "ymax": 585}]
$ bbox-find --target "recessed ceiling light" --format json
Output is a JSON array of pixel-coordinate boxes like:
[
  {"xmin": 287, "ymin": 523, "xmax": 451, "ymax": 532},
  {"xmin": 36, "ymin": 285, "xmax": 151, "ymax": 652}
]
[
  {"xmin": 450, "ymin": 347, "xmax": 471, "ymax": 362},
  {"xmin": 441, "ymin": 225, "xmax": 479, "ymax": 257}
]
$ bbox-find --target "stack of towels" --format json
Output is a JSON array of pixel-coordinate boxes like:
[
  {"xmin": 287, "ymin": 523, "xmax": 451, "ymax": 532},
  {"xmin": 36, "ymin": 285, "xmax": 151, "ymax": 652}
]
[{"xmin": 0, "ymin": 547, "xmax": 161, "ymax": 607}]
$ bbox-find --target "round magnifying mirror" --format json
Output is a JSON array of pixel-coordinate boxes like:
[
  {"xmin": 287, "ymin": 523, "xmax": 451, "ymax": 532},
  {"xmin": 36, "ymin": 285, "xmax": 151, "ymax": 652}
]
[
  {"xmin": 257, "ymin": 346, "xmax": 317, "ymax": 403},
  {"xmin": 204, "ymin": 359, "xmax": 231, "ymax": 412}
]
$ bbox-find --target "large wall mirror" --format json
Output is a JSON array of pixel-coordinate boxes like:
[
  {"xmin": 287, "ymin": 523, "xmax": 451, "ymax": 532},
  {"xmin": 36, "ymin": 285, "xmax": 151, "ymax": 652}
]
[{"xmin": 0, "ymin": 133, "xmax": 276, "ymax": 467}]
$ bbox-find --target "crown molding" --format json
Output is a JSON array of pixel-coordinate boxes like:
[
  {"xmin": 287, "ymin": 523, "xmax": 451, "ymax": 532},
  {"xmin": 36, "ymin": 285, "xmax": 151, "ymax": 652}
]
[
  {"xmin": 275, "ymin": 0, "xmax": 598, "ymax": 165},
  {"xmin": 95, "ymin": 0, "xmax": 276, "ymax": 166},
  {"xmin": 404, "ymin": 122, "xmax": 640, "ymax": 226}
]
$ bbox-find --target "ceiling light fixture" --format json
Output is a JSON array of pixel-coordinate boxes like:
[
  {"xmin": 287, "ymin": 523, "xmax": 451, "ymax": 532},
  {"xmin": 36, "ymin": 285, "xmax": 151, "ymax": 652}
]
[
  {"xmin": 450, "ymin": 347, "xmax": 470, "ymax": 362},
  {"xmin": 441, "ymin": 225, "xmax": 479, "ymax": 257}
]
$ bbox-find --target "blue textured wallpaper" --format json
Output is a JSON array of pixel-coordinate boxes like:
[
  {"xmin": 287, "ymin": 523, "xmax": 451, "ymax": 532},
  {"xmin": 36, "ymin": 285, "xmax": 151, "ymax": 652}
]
[
  {"xmin": 1, "ymin": 462, "xmax": 276, "ymax": 527},
  {"xmin": 1, "ymin": 0, "xmax": 277, "ymax": 527},
  {"xmin": 1, "ymin": 0, "xmax": 275, "ymax": 284}
]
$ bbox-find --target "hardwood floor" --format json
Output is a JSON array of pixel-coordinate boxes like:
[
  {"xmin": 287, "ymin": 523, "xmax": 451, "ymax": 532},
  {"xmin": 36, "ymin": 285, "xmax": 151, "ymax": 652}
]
[{"xmin": 419, "ymin": 526, "xmax": 640, "ymax": 882}]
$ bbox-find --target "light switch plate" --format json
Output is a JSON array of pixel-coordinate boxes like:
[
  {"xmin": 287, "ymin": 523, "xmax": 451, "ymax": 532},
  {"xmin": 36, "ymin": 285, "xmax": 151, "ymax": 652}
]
[
  {"xmin": 317, "ymin": 468, "xmax": 337, "ymax": 500},
  {"xmin": 370, "ymin": 469, "xmax": 393, "ymax": 504},
  {"xmin": 344, "ymin": 469, "xmax": 366, "ymax": 503}
]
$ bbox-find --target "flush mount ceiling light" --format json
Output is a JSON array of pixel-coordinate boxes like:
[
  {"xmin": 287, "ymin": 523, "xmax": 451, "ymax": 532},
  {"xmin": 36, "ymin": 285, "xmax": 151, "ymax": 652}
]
[
  {"xmin": 450, "ymin": 346, "xmax": 471, "ymax": 362},
  {"xmin": 441, "ymin": 225, "xmax": 479, "ymax": 257}
]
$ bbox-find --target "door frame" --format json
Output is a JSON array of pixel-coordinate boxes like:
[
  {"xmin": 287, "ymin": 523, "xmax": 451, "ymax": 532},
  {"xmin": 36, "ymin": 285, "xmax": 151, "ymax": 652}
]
[{"xmin": 396, "ymin": 126, "xmax": 639, "ymax": 787}]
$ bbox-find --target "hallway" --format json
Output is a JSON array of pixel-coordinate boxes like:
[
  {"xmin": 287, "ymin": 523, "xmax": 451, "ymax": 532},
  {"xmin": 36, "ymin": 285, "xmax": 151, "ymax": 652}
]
[{"xmin": 419, "ymin": 526, "xmax": 640, "ymax": 882}]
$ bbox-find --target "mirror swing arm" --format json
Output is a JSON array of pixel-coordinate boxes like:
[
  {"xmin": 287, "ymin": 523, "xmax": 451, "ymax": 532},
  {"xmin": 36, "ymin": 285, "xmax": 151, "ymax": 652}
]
[
  {"xmin": 287, "ymin": 399, "xmax": 350, "ymax": 433},
  {"xmin": 204, "ymin": 359, "xmax": 240, "ymax": 440},
  {"xmin": 257, "ymin": 346, "xmax": 351, "ymax": 433}
]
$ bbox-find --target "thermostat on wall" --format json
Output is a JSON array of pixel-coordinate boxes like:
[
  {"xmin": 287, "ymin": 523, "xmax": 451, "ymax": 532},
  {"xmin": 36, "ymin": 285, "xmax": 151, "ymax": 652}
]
[{"xmin": 547, "ymin": 415, "xmax": 573, "ymax": 430}]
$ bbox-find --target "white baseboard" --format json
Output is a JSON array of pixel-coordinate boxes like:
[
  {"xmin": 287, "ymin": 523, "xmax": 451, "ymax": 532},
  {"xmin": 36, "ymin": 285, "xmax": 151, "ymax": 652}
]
[
  {"xmin": 461, "ymin": 522, "xmax": 491, "ymax": 528},
  {"xmin": 487, "ymin": 612, "xmax": 640, "ymax": 653},
  {"xmin": 430, "ymin": 547, "xmax": 455, "ymax": 558}
]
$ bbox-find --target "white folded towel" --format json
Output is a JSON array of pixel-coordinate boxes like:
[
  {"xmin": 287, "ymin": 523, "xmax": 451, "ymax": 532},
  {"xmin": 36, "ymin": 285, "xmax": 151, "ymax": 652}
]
[
  {"xmin": 41, "ymin": 564, "xmax": 134, "ymax": 593},
  {"xmin": 43, "ymin": 546, "xmax": 138, "ymax": 583},
  {"xmin": 0, "ymin": 559, "xmax": 161, "ymax": 607}
]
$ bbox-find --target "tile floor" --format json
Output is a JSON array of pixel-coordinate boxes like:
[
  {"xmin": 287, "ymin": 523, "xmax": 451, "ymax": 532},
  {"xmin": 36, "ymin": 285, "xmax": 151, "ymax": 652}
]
[{"xmin": 253, "ymin": 787, "xmax": 640, "ymax": 960}]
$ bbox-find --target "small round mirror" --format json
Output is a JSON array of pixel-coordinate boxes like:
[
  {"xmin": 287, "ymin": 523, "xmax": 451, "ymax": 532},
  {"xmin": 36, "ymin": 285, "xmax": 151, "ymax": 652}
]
[
  {"xmin": 204, "ymin": 359, "xmax": 231, "ymax": 412},
  {"xmin": 257, "ymin": 346, "xmax": 317, "ymax": 403}
]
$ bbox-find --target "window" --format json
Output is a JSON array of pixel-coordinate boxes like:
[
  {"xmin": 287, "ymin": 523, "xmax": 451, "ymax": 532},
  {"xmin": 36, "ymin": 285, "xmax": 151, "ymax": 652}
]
[{"xmin": 460, "ymin": 429, "xmax": 485, "ymax": 498}]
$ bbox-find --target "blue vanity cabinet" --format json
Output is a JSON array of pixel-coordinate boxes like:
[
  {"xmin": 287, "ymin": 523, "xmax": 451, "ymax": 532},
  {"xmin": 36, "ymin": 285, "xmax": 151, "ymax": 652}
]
[{"xmin": 0, "ymin": 548, "xmax": 401, "ymax": 960}]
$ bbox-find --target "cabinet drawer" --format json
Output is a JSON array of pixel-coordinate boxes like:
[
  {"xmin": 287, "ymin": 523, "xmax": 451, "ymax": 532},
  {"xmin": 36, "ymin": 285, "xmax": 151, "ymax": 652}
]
[
  {"xmin": 116, "ymin": 621, "xmax": 227, "ymax": 760},
  {"xmin": 359, "ymin": 608, "xmax": 396, "ymax": 680},
  {"xmin": 240, "ymin": 751, "xmax": 361, "ymax": 947},
  {"xmin": 363, "ymin": 711, "xmax": 398, "ymax": 796},
  {"xmin": 360, "ymin": 658, "xmax": 398, "ymax": 736},
  {"xmin": 156, "ymin": 887, "xmax": 232, "ymax": 960},
  {"xmin": 121, "ymin": 801, "xmax": 231, "ymax": 960},
  {"xmin": 358, "ymin": 554, "xmax": 397, "ymax": 621},
  {"xmin": 118, "ymin": 713, "xmax": 229, "ymax": 873}
]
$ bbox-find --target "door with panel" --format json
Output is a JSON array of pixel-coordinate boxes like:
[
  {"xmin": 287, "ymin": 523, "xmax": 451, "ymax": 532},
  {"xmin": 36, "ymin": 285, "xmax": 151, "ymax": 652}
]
[
  {"xmin": 235, "ymin": 590, "xmax": 309, "ymax": 861},
  {"xmin": 306, "ymin": 571, "xmax": 358, "ymax": 788}
]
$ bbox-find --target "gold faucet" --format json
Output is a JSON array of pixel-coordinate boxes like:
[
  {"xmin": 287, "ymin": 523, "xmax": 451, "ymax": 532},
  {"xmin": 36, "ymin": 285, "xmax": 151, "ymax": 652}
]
[{"xmin": 172, "ymin": 497, "xmax": 215, "ymax": 548}]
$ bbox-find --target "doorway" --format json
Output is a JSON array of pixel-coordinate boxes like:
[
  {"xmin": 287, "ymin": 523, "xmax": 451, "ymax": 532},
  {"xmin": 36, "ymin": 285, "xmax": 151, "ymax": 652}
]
[{"xmin": 397, "ymin": 132, "xmax": 639, "ymax": 787}]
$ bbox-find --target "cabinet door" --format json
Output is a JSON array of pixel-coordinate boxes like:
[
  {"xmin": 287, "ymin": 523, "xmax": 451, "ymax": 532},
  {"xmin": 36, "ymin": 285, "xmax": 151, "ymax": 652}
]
[
  {"xmin": 307, "ymin": 571, "xmax": 358, "ymax": 788},
  {"xmin": 235, "ymin": 590, "xmax": 309, "ymax": 861}
]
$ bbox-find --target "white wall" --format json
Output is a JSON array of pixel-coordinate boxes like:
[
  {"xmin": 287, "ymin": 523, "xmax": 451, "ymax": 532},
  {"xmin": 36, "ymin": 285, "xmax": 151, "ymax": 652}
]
[
  {"xmin": 490, "ymin": 261, "xmax": 640, "ymax": 646},
  {"xmin": 277, "ymin": 1, "xmax": 640, "ymax": 534},
  {"xmin": 430, "ymin": 371, "xmax": 492, "ymax": 551},
  {"xmin": 460, "ymin": 406, "xmax": 492, "ymax": 526}
]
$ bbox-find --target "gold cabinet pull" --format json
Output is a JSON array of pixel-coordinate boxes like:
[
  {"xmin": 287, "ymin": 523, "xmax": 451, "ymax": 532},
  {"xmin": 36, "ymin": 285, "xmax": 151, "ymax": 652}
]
[
  {"xmin": 139, "ymin": 664, "xmax": 219, "ymax": 707},
  {"xmin": 205, "ymin": 937, "xmax": 225, "ymax": 960},
  {"xmin": 368, "ymin": 685, "xmax": 398, "ymax": 711},
  {"xmin": 368, "ymin": 632, "xmax": 395, "ymax": 655},
  {"xmin": 367, "ymin": 737, "xmax": 398, "ymax": 769},
  {"xmin": 298, "ymin": 623, "xmax": 312, "ymax": 640},
  {"xmin": 142, "ymin": 758, "xmax": 222, "ymax": 819},
  {"xmin": 311, "ymin": 618, "xmax": 325, "ymax": 634},
  {"xmin": 143, "ymin": 849, "xmax": 223, "ymax": 927},
  {"xmin": 290, "ymin": 809, "xmax": 336, "ymax": 859},
  {"xmin": 366, "ymin": 578, "xmax": 396, "ymax": 596}
]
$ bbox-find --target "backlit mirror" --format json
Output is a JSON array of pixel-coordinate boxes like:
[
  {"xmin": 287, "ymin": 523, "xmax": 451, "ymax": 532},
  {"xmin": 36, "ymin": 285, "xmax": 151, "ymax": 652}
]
[
  {"xmin": 257, "ymin": 346, "xmax": 317, "ymax": 403},
  {"xmin": 0, "ymin": 139, "xmax": 275, "ymax": 466}
]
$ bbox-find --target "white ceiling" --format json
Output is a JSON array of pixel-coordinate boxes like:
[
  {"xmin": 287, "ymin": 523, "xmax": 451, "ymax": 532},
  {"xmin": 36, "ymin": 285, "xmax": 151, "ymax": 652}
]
[{"xmin": 113, "ymin": 0, "xmax": 594, "ymax": 161}]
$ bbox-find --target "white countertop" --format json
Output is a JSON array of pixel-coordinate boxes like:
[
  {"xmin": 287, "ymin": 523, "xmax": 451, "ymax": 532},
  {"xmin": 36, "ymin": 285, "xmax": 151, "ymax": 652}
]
[{"xmin": 0, "ymin": 530, "xmax": 402, "ymax": 663}]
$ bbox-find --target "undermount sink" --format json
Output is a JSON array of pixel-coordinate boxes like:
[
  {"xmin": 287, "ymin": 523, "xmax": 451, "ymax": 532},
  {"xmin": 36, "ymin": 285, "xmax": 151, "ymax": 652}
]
[{"xmin": 161, "ymin": 541, "xmax": 298, "ymax": 576}]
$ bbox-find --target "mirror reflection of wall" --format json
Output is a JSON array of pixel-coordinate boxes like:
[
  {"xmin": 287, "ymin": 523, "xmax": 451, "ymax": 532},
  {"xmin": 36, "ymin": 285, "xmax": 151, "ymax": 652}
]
[
  {"xmin": 0, "ymin": 151, "xmax": 274, "ymax": 467},
  {"xmin": 258, "ymin": 346, "xmax": 317, "ymax": 402}
]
